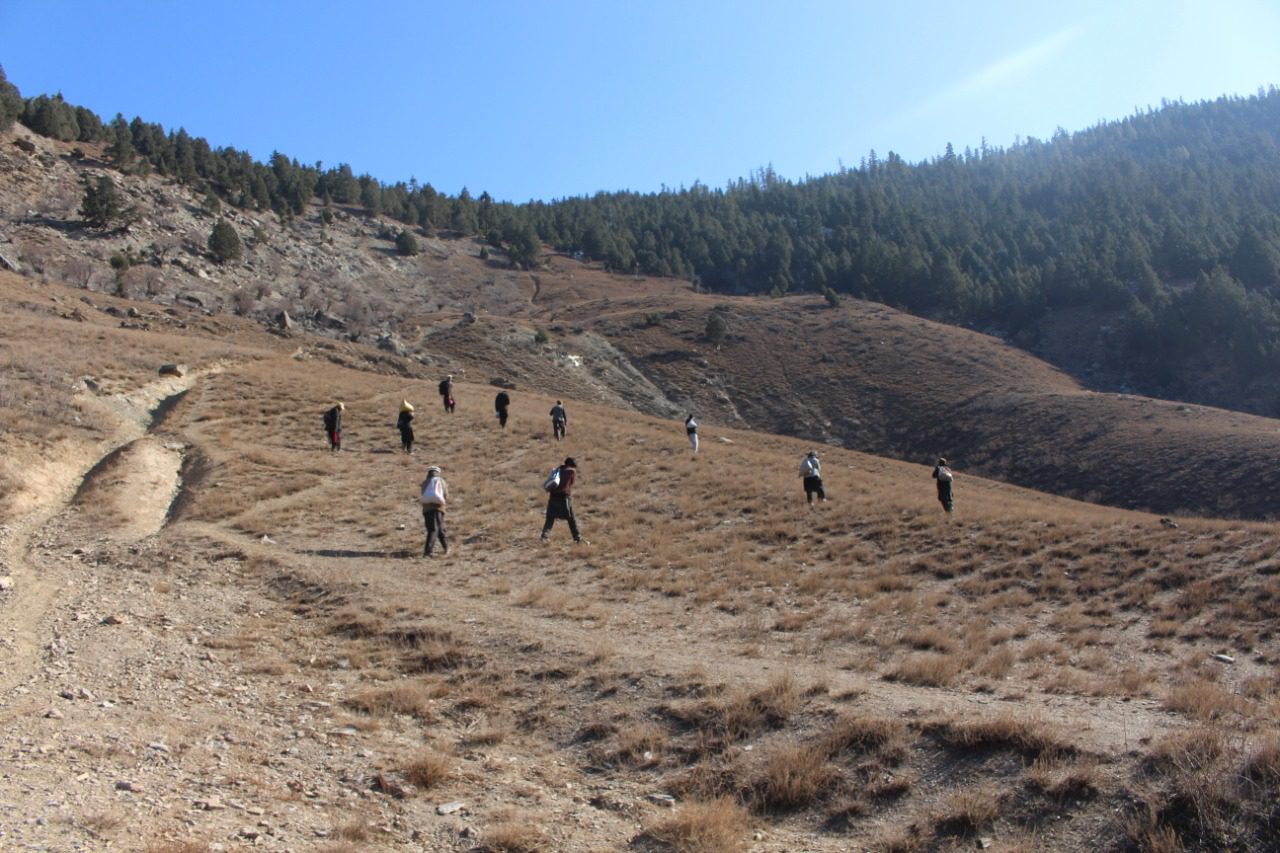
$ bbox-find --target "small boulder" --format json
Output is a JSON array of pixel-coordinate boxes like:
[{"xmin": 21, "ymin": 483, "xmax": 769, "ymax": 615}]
[{"xmin": 159, "ymin": 363, "xmax": 186, "ymax": 377}]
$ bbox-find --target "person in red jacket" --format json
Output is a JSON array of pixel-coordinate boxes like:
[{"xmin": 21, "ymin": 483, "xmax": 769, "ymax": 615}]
[{"xmin": 540, "ymin": 456, "xmax": 585, "ymax": 544}]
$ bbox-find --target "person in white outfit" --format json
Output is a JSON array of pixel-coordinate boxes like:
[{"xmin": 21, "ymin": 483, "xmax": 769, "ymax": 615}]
[
  {"xmin": 800, "ymin": 451, "xmax": 826, "ymax": 506},
  {"xmin": 685, "ymin": 414, "xmax": 699, "ymax": 453}
]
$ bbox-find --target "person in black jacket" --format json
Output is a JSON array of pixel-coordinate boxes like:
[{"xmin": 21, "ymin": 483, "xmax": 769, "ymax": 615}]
[
  {"xmin": 397, "ymin": 401, "xmax": 416, "ymax": 453},
  {"xmin": 323, "ymin": 402, "xmax": 344, "ymax": 451},
  {"xmin": 495, "ymin": 391, "xmax": 511, "ymax": 429},
  {"xmin": 549, "ymin": 401, "xmax": 567, "ymax": 441},
  {"xmin": 439, "ymin": 375, "xmax": 455, "ymax": 413}
]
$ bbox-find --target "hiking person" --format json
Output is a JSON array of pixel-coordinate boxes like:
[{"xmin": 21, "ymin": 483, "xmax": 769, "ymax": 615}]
[
  {"xmin": 323, "ymin": 401, "xmax": 344, "ymax": 451},
  {"xmin": 419, "ymin": 465, "xmax": 449, "ymax": 557},
  {"xmin": 541, "ymin": 456, "xmax": 585, "ymax": 544},
  {"xmin": 438, "ymin": 375, "xmax": 455, "ymax": 413},
  {"xmin": 397, "ymin": 400, "xmax": 416, "ymax": 454},
  {"xmin": 685, "ymin": 414, "xmax": 699, "ymax": 453},
  {"xmin": 932, "ymin": 457, "xmax": 954, "ymax": 514},
  {"xmin": 495, "ymin": 390, "xmax": 511, "ymax": 429},
  {"xmin": 799, "ymin": 450, "xmax": 826, "ymax": 505},
  {"xmin": 549, "ymin": 400, "xmax": 567, "ymax": 441}
]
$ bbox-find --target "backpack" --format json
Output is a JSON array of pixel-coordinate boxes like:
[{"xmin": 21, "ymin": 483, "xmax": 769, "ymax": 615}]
[
  {"xmin": 438, "ymin": 379, "xmax": 449, "ymax": 395},
  {"xmin": 801, "ymin": 457, "xmax": 818, "ymax": 478},
  {"xmin": 936, "ymin": 466, "xmax": 953, "ymax": 482},
  {"xmin": 421, "ymin": 478, "xmax": 446, "ymax": 506},
  {"xmin": 543, "ymin": 467, "xmax": 561, "ymax": 492}
]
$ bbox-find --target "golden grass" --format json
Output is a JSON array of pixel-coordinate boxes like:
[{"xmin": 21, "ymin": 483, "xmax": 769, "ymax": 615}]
[{"xmin": 645, "ymin": 798, "xmax": 750, "ymax": 853}]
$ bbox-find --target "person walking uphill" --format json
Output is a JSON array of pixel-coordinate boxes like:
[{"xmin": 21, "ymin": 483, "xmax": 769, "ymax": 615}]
[
  {"xmin": 932, "ymin": 457, "xmax": 955, "ymax": 514},
  {"xmin": 323, "ymin": 401, "xmax": 344, "ymax": 451},
  {"xmin": 495, "ymin": 391, "xmax": 511, "ymax": 429},
  {"xmin": 685, "ymin": 414, "xmax": 699, "ymax": 453},
  {"xmin": 439, "ymin": 375, "xmax": 455, "ymax": 414},
  {"xmin": 397, "ymin": 401, "xmax": 416, "ymax": 454},
  {"xmin": 800, "ymin": 450, "xmax": 826, "ymax": 506},
  {"xmin": 541, "ymin": 456, "xmax": 585, "ymax": 544},
  {"xmin": 419, "ymin": 465, "xmax": 449, "ymax": 557},
  {"xmin": 549, "ymin": 400, "xmax": 567, "ymax": 441}
]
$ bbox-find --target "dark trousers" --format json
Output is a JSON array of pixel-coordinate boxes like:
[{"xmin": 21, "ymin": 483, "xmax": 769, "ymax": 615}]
[
  {"xmin": 542, "ymin": 494, "xmax": 580, "ymax": 541},
  {"xmin": 552, "ymin": 418, "xmax": 566, "ymax": 440},
  {"xmin": 803, "ymin": 475, "xmax": 825, "ymax": 503},
  {"xmin": 497, "ymin": 408, "xmax": 508, "ymax": 428},
  {"xmin": 442, "ymin": 396, "xmax": 454, "ymax": 413},
  {"xmin": 400, "ymin": 426, "xmax": 414, "ymax": 453},
  {"xmin": 327, "ymin": 429, "xmax": 340, "ymax": 450},
  {"xmin": 422, "ymin": 506, "xmax": 448, "ymax": 555},
  {"xmin": 936, "ymin": 480, "xmax": 953, "ymax": 513}
]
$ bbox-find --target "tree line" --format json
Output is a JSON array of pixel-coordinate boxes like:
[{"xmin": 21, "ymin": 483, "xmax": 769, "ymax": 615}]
[{"xmin": 5, "ymin": 63, "xmax": 1280, "ymax": 414}]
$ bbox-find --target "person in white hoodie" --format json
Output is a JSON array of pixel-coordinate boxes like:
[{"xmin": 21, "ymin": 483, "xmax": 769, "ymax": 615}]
[
  {"xmin": 799, "ymin": 450, "xmax": 826, "ymax": 506},
  {"xmin": 419, "ymin": 465, "xmax": 449, "ymax": 557}
]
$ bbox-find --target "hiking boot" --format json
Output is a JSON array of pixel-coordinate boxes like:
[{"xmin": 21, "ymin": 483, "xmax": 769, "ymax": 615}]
[
  {"xmin": 574, "ymin": 538, "xmax": 589, "ymax": 545},
  {"xmin": 540, "ymin": 534, "xmax": 549, "ymax": 544}
]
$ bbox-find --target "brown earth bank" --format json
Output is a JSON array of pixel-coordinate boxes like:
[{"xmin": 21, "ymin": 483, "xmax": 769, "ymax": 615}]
[
  {"xmin": 3, "ymin": 125, "xmax": 1280, "ymax": 525},
  {"xmin": 1, "ymin": 272, "xmax": 1278, "ymax": 852}
]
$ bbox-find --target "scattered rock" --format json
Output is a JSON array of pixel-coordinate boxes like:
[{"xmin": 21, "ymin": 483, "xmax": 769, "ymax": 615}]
[
  {"xmin": 100, "ymin": 614, "xmax": 126, "ymax": 625},
  {"xmin": 275, "ymin": 310, "xmax": 293, "ymax": 330},
  {"xmin": 1213, "ymin": 653, "xmax": 1235, "ymax": 664},
  {"xmin": 436, "ymin": 801, "xmax": 465, "ymax": 815},
  {"xmin": 11, "ymin": 138, "xmax": 36, "ymax": 154},
  {"xmin": 490, "ymin": 376, "xmax": 517, "ymax": 389},
  {"xmin": 43, "ymin": 708, "xmax": 64, "ymax": 720},
  {"xmin": 648, "ymin": 793, "xmax": 676, "ymax": 807},
  {"xmin": 195, "ymin": 797, "xmax": 226, "ymax": 811},
  {"xmin": 1160, "ymin": 517, "xmax": 1179, "ymax": 529},
  {"xmin": 260, "ymin": 535, "xmax": 276, "ymax": 545},
  {"xmin": 158, "ymin": 363, "xmax": 186, "ymax": 377},
  {"xmin": 114, "ymin": 780, "xmax": 143, "ymax": 793},
  {"xmin": 0, "ymin": 576, "xmax": 13, "ymax": 591}
]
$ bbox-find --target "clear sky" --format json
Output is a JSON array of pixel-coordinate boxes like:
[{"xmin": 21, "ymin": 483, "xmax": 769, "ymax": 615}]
[{"xmin": 3, "ymin": 1, "xmax": 1278, "ymax": 202}]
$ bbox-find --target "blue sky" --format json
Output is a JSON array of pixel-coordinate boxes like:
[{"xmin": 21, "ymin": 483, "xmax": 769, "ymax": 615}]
[{"xmin": 3, "ymin": 1, "xmax": 1278, "ymax": 202}]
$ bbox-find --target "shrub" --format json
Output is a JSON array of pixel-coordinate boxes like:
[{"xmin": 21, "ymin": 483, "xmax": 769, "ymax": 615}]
[
  {"xmin": 208, "ymin": 219, "xmax": 243, "ymax": 264},
  {"xmin": 395, "ymin": 229, "xmax": 419, "ymax": 256}
]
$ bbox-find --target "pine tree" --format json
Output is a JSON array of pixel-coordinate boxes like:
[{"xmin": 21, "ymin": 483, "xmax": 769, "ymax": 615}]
[
  {"xmin": 0, "ymin": 66, "xmax": 24, "ymax": 132},
  {"xmin": 80, "ymin": 176, "xmax": 125, "ymax": 229},
  {"xmin": 208, "ymin": 220, "xmax": 243, "ymax": 264}
]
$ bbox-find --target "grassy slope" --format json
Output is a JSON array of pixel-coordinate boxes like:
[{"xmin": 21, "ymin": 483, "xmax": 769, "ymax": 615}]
[{"xmin": 3, "ymin": 273, "xmax": 1279, "ymax": 850}]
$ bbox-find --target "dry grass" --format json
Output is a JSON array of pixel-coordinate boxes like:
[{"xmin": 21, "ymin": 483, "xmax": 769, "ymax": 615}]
[
  {"xmin": 480, "ymin": 811, "xmax": 548, "ymax": 853},
  {"xmin": 400, "ymin": 748, "xmax": 455, "ymax": 790},
  {"xmin": 645, "ymin": 797, "xmax": 750, "ymax": 853},
  {"xmin": 747, "ymin": 740, "xmax": 837, "ymax": 812}
]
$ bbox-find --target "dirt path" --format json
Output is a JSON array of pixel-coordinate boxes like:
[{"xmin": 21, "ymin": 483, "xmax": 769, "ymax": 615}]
[{"xmin": 0, "ymin": 365, "xmax": 223, "ymax": 700}]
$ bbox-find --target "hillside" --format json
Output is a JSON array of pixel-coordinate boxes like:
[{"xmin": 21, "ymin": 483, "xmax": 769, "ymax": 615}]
[
  {"xmin": 4, "ymin": 125, "xmax": 1280, "ymax": 522},
  {"xmin": 2, "ymin": 272, "xmax": 1280, "ymax": 852}
]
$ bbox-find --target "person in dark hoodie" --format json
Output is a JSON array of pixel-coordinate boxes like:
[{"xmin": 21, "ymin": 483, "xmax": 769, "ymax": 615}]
[
  {"xmin": 494, "ymin": 390, "xmax": 511, "ymax": 429},
  {"xmin": 397, "ymin": 400, "xmax": 416, "ymax": 453},
  {"xmin": 439, "ymin": 375, "xmax": 455, "ymax": 413},
  {"xmin": 932, "ymin": 457, "xmax": 954, "ymax": 514},
  {"xmin": 323, "ymin": 401, "xmax": 344, "ymax": 451},
  {"xmin": 541, "ymin": 456, "xmax": 585, "ymax": 544},
  {"xmin": 549, "ymin": 400, "xmax": 567, "ymax": 440}
]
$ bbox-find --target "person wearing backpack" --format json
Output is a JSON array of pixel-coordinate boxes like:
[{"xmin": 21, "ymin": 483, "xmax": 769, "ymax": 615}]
[
  {"xmin": 419, "ymin": 465, "xmax": 449, "ymax": 557},
  {"xmin": 323, "ymin": 401, "xmax": 344, "ymax": 451},
  {"xmin": 932, "ymin": 457, "xmax": 954, "ymax": 514},
  {"xmin": 439, "ymin": 375, "xmax": 455, "ymax": 414},
  {"xmin": 685, "ymin": 414, "xmax": 699, "ymax": 453},
  {"xmin": 549, "ymin": 400, "xmax": 567, "ymax": 441},
  {"xmin": 397, "ymin": 400, "xmax": 416, "ymax": 454},
  {"xmin": 799, "ymin": 450, "xmax": 826, "ymax": 506},
  {"xmin": 541, "ymin": 456, "xmax": 585, "ymax": 544},
  {"xmin": 495, "ymin": 390, "xmax": 511, "ymax": 429}
]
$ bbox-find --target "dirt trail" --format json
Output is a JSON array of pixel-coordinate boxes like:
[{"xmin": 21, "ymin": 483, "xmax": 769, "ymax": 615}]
[{"xmin": 0, "ymin": 365, "xmax": 224, "ymax": 699}]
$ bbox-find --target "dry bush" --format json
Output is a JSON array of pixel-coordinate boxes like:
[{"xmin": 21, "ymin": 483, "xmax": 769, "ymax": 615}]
[
  {"xmin": 934, "ymin": 784, "xmax": 1003, "ymax": 836},
  {"xmin": 401, "ymin": 748, "xmax": 454, "ymax": 790},
  {"xmin": 1162, "ymin": 679, "xmax": 1244, "ymax": 721},
  {"xmin": 747, "ymin": 740, "xmax": 837, "ymax": 812},
  {"xmin": 934, "ymin": 712, "xmax": 1068, "ymax": 758},
  {"xmin": 645, "ymin": 797, "xmax": 750, "ymax": 853},
  {"xmin": 344, "ymin": 682, "xmax": 437, "ymax": 718},
  {"xmin": 885, "ymin": 652, "xmax": 962, "ymax": 687},
  {"xmin": 821, "ymin": 714, "xmax": 911, "ymax": 759},
  {"xmin": 331, "ymin": 818, "xmax": 371, "ymax": 841},
  {"xmin": 480, "ymin": 811, "xmax": 548, "ymax": 853}
]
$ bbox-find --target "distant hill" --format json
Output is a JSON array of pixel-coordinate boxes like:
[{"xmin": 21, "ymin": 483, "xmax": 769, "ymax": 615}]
[{"xmin": 2, "ymin": 97, "xmax": 1280, "ymax": 520}]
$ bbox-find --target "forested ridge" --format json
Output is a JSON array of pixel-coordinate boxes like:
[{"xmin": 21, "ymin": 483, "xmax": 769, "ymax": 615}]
[{"xmin": 4, "ymin": 64, "xmax": 1279, "ymax": 415}]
